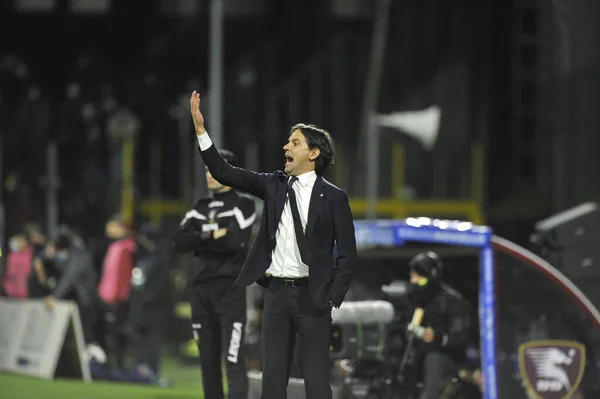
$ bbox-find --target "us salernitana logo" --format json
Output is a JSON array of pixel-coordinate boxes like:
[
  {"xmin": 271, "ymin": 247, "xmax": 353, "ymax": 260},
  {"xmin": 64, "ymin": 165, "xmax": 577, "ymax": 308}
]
[{"xmin": 518, "ymin": 340, "xmax": 586, "ymax": 399}]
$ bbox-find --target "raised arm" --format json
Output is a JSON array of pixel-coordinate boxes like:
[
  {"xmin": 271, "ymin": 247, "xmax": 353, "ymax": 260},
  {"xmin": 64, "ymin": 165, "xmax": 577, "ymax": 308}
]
[
  {"xmin": 191, "ymin": 91, "xmax": 268, "ymax": 199},
  {"xmin": 329, "ymin": 190, "xmax": 357, "ymax": 307}
]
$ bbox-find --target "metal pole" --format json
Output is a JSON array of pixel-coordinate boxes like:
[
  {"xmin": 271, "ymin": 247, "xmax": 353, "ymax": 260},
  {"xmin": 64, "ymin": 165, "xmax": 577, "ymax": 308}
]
[
  {"xmin": 0, "ymin": 133, "xmax": 5, "ymax": 269},
  {"xmin": 149, "ymin": 139, "xmax": 162, "ymax": 198},
  {"xmin": 209, "ymin": 0, "xmax": 224, "ymax": 149},
  {"xmin": 245, "ymin": 141, "xmax": 259, "ymax": 172},
  {"xmin": 120, "ymin": 138, "xmax": 135, "ymax": 223},
  {"xmin": 309, "ymin": 61, "xmax": 322, "ymax": 125},
  {"xmin": 46, "ymin": 142, "xmax": 59, "ymax": 237},
  {"xmin": 359, "ymin": 0, "xmax": 391, "ymax": 195},
  {"xmin": 194, "ymin": 146, "xmax": 209, "ymax": 200},
  {"xmin": 265, "ymin": 92, "xmax": 279, "ymax": 171},
  {"xmin": 366, "ymin": 115, "xmax": 380, "ymax": 219},
  {"xmin": 180, "ymin": 94, "xmax": 193, "ymax": 203},
  {"xmin": 552, "ymin": 0, "xmax": 573, "ymax": 212},
  {"xmin": 331, "ymin": 35, "xmax": 348, "ymax": 189},
  {"xmin": 288, "ymin": 83, "xmax": 301, "ymax": 126}
]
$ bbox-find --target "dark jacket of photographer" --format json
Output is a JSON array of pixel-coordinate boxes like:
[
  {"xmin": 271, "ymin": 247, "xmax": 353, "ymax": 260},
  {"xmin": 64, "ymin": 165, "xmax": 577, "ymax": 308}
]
[
  {"xmin": 52, "ymin": 246, "xmax": 98, "ymax": 307},
  {"xmin": 410, "ymin": 281, "xmax": 473, "ymax": 364}
]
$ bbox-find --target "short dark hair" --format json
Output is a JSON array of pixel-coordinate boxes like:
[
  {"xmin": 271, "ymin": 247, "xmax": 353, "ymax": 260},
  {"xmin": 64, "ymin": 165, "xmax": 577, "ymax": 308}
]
[
  {"xmin": 290, "ymin": 123, "xmax": 335, "ymax": 175},
  {"xmin": 218, "ymin": 149, "xmax": 237, "ymax": 167},
  {"xmin": 54, "ymin": 225, "xmax": 75, "ymax": 250}
]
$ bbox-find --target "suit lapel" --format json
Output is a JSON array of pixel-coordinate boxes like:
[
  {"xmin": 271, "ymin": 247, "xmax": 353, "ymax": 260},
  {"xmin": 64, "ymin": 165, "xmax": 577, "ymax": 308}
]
[
  {"xmin": 306, "ymin": 176, "xmax": 327, "ymax": 239},
  {"xmin": 270, "ymin": 176, "xmax": 288, "ymax": 235}
]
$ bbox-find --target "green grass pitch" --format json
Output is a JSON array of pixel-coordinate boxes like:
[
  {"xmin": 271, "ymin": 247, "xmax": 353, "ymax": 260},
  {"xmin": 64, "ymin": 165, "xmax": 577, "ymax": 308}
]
[{"xmin": 0, "ymin": 358, "xmax": 206, "ymax": 399}]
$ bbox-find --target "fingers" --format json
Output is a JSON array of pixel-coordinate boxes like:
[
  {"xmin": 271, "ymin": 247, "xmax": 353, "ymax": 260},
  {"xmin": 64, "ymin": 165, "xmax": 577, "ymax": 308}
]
[
  {"xmin": 190, "ymin": 91, "xmax": 197, "ymax": 111},
  {"xmin": 189, "ymin": 91, "xmax": 201, "ymax": 112}
]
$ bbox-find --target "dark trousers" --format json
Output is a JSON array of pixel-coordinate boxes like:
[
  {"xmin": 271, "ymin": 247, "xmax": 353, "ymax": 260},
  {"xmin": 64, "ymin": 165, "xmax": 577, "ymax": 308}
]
[
  {"xmin": 420, "ymin": 351, "xmax": 458, "ymax": 399},
  {"xmin": 261, "ymin": 279, "xmax": 332, "ymax": 399},
  {"xmin": 130, "ymin": 325, "xmax": 162, "ymax": 373},
  {"xmin": 100, "ymin": 301, "xmax": 130, "ymax": 371},
  {"xmin": 78, "ymin": 302, "xmax": 98, "ymax": 344},
  {"xmin": 190, "ymin": 279, "xmax": 248, "ymax": 399}
]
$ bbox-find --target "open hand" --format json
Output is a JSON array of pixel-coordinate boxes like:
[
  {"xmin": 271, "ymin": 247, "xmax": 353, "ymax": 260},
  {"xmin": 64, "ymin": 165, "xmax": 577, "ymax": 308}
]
[{"xmin": 190, "ymin": 91, "xmax": 205, "ymax": 135}]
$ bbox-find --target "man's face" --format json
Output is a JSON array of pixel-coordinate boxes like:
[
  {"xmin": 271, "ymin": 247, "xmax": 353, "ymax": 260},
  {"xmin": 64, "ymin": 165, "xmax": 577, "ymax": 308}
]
[
  {"xmin": 283, "ymin": 129, "xmax": 319, "ymax": 176},
  {"xmin": 206, "ymin": 168, "xmax": 227, "ymax": 192},
  {"xmin": 410, "ymin": 271, "xmax": 427, "ymax": 285}
]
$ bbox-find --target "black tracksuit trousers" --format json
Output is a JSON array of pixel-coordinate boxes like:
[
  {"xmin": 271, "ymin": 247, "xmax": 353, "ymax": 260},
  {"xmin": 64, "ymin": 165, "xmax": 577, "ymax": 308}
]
[{"xmin": 190, "ymin": 279, "xmax": 248, "ymax": 399}]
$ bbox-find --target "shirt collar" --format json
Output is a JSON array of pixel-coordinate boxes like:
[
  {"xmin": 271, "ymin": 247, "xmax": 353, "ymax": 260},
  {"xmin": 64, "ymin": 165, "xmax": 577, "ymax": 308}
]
[{"xmin": 290, "ymin": 170, "xmax": 317, "ymax": 187}]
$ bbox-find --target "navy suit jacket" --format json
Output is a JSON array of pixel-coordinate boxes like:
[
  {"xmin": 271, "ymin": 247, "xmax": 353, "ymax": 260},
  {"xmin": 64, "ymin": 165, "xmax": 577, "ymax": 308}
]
[{"xmin": 198, "ymin": 144, "xmax": 357, "ymax": 310}]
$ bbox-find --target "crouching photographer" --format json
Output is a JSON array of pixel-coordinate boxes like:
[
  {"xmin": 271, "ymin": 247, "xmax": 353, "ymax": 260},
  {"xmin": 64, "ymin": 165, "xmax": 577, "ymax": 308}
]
[
  {"xmin": 407, "ymin": 251, "xmax": 474, "ymax": 399},
  {"xmin": 42, "ymin": 229, "xmax": 99, "ymax": 345}
]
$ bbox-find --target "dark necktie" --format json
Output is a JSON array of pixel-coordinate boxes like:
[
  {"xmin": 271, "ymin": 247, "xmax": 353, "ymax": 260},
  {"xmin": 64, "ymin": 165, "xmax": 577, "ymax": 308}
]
[{"xmin": 288, "ymin": 177, "xmax": 311, "ymax": 265}]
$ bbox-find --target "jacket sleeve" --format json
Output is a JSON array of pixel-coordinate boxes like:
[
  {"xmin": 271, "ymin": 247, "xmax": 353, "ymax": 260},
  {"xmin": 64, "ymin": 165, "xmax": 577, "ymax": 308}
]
[
  {"xmin": 173, "ymin": 204, "xmax": 212, "ymax": 253},
  {"xmin": 329, "ymin": 190, "xmax": 357, "ymax": 307},
  {"xmin": 437, "ymin": 295, "xmax": 473, "ymax": 349},
  {"xmin": 52, "ymin": 252, "xmax": 89, "ymax": 299},
  {"xmin": 202, "ymin": 197, "xmax": 256, "ymax": 253},
  {"xmin": 198, "ymin": 140, "xmax": 269, "ymax": 200}
]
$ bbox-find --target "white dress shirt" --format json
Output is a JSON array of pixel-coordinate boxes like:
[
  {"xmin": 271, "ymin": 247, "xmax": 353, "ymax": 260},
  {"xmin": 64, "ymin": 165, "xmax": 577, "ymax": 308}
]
[
  {"xmin": 265, "ymin": 170, "xmax": 316, "ymax": 278},
  {"xmin": 197, "ymin": 132, "xmax": 315, "ymax": 278}
]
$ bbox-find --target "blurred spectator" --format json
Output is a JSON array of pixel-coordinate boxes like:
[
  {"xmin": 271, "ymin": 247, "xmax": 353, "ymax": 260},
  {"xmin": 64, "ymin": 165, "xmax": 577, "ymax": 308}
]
[
  {"xmin": 128, "ymin": 223, "xmax": 171, "ymax": 386},
  {"xmin": 42, "ymin": 229, "xmax": 99, "ymax": 346},
  {"xmin": 24, "ymin": 222, "xmax": 46, "ymax": 258},
  {"xmin": 27, "ymin": 240, "xmax": 57, "ymax": 298},
  {"xmin": 56, "ymin": 224, "xmax": 87, "ymax": 250},
  {"xmin": 97, "ymin": 215, "xmax": 137, "ymax": 371},
  {"xmin": 103, "ymin": 106, "xmax": 140, "ymax": 210},
  {"xmin": 2, "ymin": 234, "xmax": 32, "ymax": 298},
  {"xmin": 23, "ymin": 222, "xmax": 51, "ymax": 297}
]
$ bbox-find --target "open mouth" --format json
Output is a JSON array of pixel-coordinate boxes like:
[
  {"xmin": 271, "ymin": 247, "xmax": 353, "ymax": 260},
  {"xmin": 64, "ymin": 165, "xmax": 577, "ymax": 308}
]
[{"xmin": 285, "ymin": 155, "xmax": 294, "ymax": 167}]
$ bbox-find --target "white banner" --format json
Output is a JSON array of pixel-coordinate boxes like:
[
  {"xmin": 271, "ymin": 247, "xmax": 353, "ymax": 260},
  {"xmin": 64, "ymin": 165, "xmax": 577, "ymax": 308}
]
[{"xmin": 0, "ymin": 298, "xmax": 90, "ymax": 381}]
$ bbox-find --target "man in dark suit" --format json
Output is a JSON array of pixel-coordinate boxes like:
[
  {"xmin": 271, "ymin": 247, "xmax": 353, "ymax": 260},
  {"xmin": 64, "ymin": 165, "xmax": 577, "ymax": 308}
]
[{"xmin": 189, "ymin": 91, "xmax": 357, "ymax": 399}]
